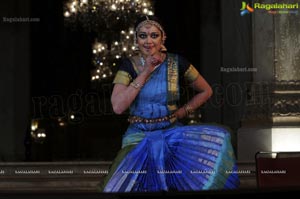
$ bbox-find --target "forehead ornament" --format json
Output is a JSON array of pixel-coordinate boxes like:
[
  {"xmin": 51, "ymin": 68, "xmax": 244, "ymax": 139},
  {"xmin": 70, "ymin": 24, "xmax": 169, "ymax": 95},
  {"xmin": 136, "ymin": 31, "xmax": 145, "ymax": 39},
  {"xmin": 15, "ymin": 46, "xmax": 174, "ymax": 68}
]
[{"xmin": 135, "ymin": 16, "xmax": 166, "ymax": 41}]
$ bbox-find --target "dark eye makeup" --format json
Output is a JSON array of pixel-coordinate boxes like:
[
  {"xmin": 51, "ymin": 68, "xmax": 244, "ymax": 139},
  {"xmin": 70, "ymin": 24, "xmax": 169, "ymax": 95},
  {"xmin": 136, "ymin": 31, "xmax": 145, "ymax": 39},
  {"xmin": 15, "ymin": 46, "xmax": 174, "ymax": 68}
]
[
  {"xmin": 138, "ymin": 32, "xmax": 161, "ymax": 39},
  {"xmin": 138, "ymin": 33, "xmax": 147, "ymax": 39},
  {"xmin": 150, "ymin": 33, "xmax": 160, "ymax": 38}
]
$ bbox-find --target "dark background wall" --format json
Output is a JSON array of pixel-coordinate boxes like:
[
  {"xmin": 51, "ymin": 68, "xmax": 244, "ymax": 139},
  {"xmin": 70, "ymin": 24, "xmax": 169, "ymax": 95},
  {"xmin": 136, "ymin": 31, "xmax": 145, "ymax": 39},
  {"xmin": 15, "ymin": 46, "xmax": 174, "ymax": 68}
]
[
  {"xmin": 0, "ymin": 0, "xmax": 251, "ymax": 161},
  {"xmin": 0, "ymin": 0, "xmax": 31, "ymax": 161}
]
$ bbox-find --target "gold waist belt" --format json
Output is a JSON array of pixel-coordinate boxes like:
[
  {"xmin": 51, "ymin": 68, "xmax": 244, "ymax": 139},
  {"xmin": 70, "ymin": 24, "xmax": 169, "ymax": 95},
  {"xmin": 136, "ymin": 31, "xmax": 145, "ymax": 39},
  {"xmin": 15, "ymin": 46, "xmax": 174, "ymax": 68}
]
[{"xmin": 128, "ymin": 114, "xmax": 176, "ymax": 124}]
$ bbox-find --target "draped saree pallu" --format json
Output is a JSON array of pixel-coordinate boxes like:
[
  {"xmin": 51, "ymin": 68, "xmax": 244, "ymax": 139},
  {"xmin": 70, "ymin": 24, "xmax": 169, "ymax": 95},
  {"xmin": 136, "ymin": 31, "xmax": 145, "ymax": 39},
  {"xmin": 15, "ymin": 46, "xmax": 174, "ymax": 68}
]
[{"xmin": 101, "ymin": 53, "xmax": 240, "ymax": 192}]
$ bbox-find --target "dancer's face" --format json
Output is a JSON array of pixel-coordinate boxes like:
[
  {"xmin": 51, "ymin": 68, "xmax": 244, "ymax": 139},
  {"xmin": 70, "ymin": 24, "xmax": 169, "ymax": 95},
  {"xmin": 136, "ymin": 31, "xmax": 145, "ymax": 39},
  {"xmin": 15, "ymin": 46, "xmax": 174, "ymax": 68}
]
[{"xmin": 136, "ymin": 23, "xmax": 163, "ymax": 56}]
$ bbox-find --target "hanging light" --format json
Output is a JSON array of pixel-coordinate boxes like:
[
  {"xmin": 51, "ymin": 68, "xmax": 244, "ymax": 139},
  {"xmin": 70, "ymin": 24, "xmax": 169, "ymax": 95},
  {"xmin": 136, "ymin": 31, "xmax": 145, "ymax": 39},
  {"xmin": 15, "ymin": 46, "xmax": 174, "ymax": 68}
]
[
  {"xmin": 64, "ymin": 0, "xmax": 154, "ymax": 33},
  {"xmin": 64, "ymin": 0, "xmax": 155, "ymax": 82},
  {"xmin": 30, "ymin": 119, "xmax": 47, "ymax": 144},
  {"xmin": 91, "ymin": 27, "xmax": 136, "ymax": 82}
]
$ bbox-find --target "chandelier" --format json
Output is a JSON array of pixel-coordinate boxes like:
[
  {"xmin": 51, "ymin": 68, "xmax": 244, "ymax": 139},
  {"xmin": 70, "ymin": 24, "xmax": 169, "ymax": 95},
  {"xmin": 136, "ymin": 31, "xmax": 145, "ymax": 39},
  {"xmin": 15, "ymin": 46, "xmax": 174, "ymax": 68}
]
[
  {"xmin": 91, "ymin": 28, "xmax": 136, "ymax": 81},
  {"xmin": 64, "ymin": 0, "xmax": 154, "ymax": 82}
]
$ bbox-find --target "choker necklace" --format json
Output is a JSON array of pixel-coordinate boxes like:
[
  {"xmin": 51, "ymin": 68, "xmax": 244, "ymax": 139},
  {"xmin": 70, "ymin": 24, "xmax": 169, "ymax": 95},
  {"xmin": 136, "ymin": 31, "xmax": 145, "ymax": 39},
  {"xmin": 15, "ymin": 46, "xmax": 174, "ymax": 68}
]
[{"xmin": 140, "ymin": 56, "xmax": 145, "ymax": 67}]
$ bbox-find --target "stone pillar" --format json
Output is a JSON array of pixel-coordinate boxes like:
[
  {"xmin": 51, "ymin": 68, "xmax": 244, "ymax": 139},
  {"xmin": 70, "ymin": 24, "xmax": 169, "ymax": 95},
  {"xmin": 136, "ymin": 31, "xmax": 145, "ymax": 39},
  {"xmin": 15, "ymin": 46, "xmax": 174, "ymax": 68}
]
[
  {"xmin": 272, "ymin": 10, "xmax": 300, "ymax": 124},
  {"xmin": 238, "ymin": 0, "xmax": 300, "ymax": 162}
]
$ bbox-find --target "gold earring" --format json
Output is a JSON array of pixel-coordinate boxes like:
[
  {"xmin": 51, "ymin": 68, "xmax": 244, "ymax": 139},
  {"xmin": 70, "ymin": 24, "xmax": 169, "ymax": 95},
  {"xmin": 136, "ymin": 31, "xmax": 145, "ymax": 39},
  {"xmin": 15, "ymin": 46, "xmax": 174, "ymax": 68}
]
[
  {"xmin": 133, "ymin": 35, "xmax": 140, "ymax": 52},
  {"xmin": 160, "ymin": 44, "xmax": 167, "ymax": 52},
  {"xmin": 134, "ymin": 43, "xmax": 140, "ymax": 52}
]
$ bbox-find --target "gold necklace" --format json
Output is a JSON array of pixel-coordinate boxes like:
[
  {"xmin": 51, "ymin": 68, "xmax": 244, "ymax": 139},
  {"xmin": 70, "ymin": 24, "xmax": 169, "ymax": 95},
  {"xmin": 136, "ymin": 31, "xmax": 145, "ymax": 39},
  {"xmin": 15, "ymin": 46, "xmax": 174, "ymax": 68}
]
[{"xmin": 140, "ymin": 56, "xmax": 145, "ymax": 67}]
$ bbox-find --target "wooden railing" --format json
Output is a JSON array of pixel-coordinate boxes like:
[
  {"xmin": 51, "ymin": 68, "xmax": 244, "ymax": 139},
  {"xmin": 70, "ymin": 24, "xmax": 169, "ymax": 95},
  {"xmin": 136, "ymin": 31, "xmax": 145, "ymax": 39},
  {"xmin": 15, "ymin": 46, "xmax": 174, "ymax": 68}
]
[
  {"xmin": 0, "ymin": 161, "xmax": 256, "ymax": 192},
  {"xmin": 0, "ymin": 161, "xmax": 111, "ymax": 192}
]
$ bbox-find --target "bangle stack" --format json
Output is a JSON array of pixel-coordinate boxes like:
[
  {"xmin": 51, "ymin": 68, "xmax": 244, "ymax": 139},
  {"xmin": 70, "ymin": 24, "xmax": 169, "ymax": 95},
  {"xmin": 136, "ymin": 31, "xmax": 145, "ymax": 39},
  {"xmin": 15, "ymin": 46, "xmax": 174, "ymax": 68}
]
[
  {"xmin": 183, "ymin": 104, "xmax": 194, "ymax": 116},
  {"xmin": 130, "ymin": 80, "xmax": 143, "ymax": 89}
]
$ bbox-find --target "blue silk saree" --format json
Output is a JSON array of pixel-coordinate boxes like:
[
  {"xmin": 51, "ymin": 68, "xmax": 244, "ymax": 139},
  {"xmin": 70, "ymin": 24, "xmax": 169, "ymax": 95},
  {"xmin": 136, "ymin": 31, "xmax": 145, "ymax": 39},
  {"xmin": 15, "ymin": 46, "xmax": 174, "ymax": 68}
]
[{"xmin": 102, "ymin": 54, "xmax": 240, "ymax": 192}]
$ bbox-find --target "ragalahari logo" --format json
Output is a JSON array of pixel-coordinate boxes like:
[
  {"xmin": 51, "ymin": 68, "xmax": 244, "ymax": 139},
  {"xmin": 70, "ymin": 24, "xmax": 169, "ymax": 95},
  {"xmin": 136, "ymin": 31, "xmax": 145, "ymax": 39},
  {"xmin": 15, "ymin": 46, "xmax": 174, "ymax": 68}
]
[{"xmin": 240, "ymin": 1, "xmax": 254, "ymax": 16}]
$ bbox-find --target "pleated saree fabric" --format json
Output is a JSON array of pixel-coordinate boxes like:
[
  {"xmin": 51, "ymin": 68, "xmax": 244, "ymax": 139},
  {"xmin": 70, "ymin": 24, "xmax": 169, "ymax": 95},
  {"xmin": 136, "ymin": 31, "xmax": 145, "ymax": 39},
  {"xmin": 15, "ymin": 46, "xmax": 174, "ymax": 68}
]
[{"xmin": 101, "ymin": 54, "xmax": 240, "ymax": 192}]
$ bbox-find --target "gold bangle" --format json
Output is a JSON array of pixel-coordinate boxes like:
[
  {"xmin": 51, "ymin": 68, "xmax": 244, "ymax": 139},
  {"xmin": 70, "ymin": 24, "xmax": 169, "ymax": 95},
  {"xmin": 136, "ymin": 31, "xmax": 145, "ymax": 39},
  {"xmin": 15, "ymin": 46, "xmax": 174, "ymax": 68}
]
[
  {"xmin": 183, "ymin": 104, "xmax": 194, "ymax": 115},
  {"xmin": 130, "ymin": 81, "xmax": 143, "ymax": 89}
]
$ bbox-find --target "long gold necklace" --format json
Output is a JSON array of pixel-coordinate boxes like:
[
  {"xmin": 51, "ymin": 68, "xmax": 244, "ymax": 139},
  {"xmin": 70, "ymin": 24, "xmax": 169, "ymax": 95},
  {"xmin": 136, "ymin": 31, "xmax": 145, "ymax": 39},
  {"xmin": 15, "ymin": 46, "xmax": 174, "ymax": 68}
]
[{"xmin": 140, "ymin": 56, "xmax": 146, "ymax": 67}]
